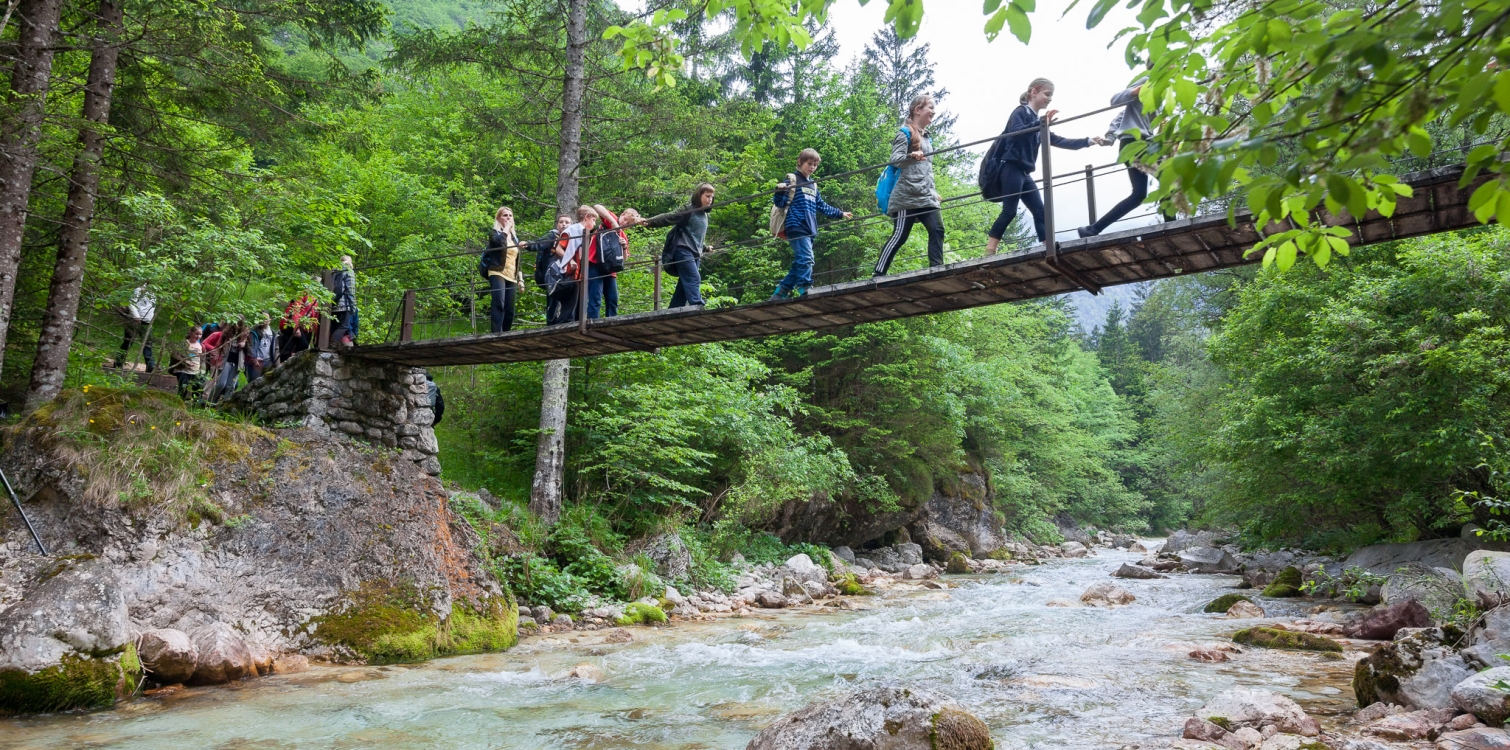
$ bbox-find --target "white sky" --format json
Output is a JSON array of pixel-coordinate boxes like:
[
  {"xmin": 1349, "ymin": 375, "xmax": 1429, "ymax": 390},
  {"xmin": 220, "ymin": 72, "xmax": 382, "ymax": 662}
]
[{"xmin": 825, "ymin": 0, "xmax": 1157, "ymax": 238}]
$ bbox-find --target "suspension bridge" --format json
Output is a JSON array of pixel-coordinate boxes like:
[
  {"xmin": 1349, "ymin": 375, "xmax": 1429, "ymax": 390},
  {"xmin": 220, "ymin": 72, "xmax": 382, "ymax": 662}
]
[{"xmin": 344, "ymin": 159, "xmax": 1482, "ymax": 367}]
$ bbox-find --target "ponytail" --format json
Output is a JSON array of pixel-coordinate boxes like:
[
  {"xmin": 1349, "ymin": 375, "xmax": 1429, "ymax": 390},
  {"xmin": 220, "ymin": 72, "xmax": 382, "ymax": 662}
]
[
  {"xmin": 1019, "ymin": 77, "xmax": 1054, "ymax": 105},
  {"xmin": 904, "ymin": 94, "xmax": 934, "ymax": 152}
]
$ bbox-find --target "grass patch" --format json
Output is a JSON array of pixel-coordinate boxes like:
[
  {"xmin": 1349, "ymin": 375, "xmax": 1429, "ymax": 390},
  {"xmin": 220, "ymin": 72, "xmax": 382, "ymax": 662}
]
[{"xmin": 3, "ymin": 387, "xmax": 267, "ymax": 520}]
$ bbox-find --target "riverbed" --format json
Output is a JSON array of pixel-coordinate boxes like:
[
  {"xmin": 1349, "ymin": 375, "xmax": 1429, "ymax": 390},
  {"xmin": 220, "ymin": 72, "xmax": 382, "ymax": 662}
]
[{"xmin": 0, "ymin": 547, "xmax": 1359, "ymax": 749}]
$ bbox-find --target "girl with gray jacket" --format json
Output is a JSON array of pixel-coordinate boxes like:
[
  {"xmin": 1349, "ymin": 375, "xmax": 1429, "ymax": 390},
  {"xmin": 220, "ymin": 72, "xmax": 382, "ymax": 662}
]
[{"xmin": 874, "ymin": 95, "xmax": 945, "ymax": 276}]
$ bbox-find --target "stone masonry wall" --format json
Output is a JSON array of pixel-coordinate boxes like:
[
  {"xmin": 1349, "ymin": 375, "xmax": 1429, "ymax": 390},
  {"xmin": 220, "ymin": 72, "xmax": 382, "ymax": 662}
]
[{"xmin": 223, "ymin": 351, "xmax": 440, "ymax": 475}]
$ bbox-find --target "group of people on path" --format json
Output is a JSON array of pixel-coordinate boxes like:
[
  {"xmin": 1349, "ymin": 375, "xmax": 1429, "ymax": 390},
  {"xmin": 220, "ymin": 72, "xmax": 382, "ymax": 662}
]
[
  {"xmin": 477, "ymin": 76, "xmax": 1162, "ymax": 320},
  {"xmin": 114, "ymin": 256, "xmax": 362, "ymax": 402}
]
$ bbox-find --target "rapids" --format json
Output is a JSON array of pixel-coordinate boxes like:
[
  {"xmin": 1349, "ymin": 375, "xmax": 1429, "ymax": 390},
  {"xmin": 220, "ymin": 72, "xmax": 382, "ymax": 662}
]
[{"xmin": 0, "ymin": 547, "xmax": 1358, "ymax": 748}]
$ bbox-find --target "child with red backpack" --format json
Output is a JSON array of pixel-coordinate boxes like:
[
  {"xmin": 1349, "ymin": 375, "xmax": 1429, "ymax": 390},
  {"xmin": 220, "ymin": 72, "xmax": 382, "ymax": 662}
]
[{"xmin": 586, "ymin": 205, "xmax": 633, "ymax": 318}]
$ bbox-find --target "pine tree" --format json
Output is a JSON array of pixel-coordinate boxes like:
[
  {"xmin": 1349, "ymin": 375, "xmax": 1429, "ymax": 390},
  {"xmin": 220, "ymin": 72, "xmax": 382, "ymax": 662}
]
[{"xmin": 860, "ymin": 28, "xmax": 948, "ymax": 122}]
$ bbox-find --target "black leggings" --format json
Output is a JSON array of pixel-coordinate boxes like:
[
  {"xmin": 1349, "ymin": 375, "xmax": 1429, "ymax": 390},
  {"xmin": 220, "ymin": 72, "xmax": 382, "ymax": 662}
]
[
  {"xmin": 488, "ymin": 275, "xmax": 516, "ymax": 333},
  {"xmin": 1088, "ymin": 140, "xmax": 1175, "ymax": 234},
  {"xmin": 988, "ymin": 165, "xmax": 1045, "ymax": 242},
  {"xmin": 873, "ymin": 207, "xmax": 945, "ymax": 275}
]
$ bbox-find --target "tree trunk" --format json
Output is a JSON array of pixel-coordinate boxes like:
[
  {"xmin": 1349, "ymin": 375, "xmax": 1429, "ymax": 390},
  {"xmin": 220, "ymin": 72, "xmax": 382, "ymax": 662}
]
[
  {"xmin": 0, "ymin": 0, "xmax": 65, "ymax": 385},
  {"xmin": 528, "ymin": 0, "xmax": 590, "ymax": 523},
  {"xmin": 25, "ymin": 0, "xmax": 124, "ymax": 410}
]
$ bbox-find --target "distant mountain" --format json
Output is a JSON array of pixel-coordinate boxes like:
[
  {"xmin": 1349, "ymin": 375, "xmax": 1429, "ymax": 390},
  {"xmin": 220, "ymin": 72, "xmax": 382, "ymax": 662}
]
[{"xmin": 1067, "ymin": 283, "xmax": 1145, "ymax": 334}]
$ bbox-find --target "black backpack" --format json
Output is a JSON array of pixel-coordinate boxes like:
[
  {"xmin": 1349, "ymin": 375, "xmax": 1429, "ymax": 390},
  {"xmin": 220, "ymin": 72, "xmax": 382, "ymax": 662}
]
[
  {"xmin": 597, "ymin": 228, "xmax": 626, "ymax": 273},
  {"xmin": 480, "ymin": 230, "xmax": 504, "ymax": 280},
  {"xmin": 532, "ymin": 232, "xmax": 557, "ymax": 287}
]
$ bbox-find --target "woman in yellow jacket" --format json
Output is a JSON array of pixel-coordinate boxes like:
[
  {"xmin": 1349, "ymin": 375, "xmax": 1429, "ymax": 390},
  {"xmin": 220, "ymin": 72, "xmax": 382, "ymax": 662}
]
[{"xmin": 483, "ymin": 206, "xmax": 526, "ymax": 332}]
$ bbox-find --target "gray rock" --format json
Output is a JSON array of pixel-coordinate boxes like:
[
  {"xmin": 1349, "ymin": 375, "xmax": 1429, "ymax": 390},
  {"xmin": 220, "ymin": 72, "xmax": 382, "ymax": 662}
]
[
  {"xmin": 1196, "ymin": 687, "xmax": 1317, "ymax": 734},
  {"xmin": 897, "ymin": 543, "xmax": 923, "ymax": 566},
  {"xmin": 1452, "ymin": 667, "xmax": 1510, "ymax": 725},
  {"xmin": 517, "ymin": 616, "xmax": 537, "ymax": 629},
  {"xmin": 1465, "ymin": 606, "xmax": 1510, "ymax": 669},
  {"xmin": 1355, "ymin": 628, "xmax": 1475, "ymax": 710},
  {"xmin": 1164, "ymin": 529, "xmax": 1224, "ymax": 555},
  {"xmin": 782, "ymin": 554, "xmax": 827, "ymax": 586},
  {"xmin": 532, "ymin": 606, "xmax": 554, "ymax": 624},
  {"xmin": 0, "ymin": 560, "xmax": 129, "ymax": 676},
  {"xmin": 137, "ymin": 628, "xmax": 198, "ymax": 683},
  {"xmin": 1465, "ymin": 551, "xmax": 1510, "ymax": 607},
  {"xmin": 189, "ymin": 622, "xmax": 256, "ymax": 685},
  {"xmin": 1110, "ymin": 534, "xmax": 1136, "ymax": 549},
  {"xmin": 755, "ymin": 591, "xmax": 790, "ymax": 609},
  {"xmin": 832, "ymin": 546, "xmax": 856, "ymax": 564},
  {"xmin": 1060, "ymin": 541, "xmax": 1089, "ymax": 558},
  {"xmin": 630, "ymin": 532, "xmax": 692, "ymax": 581},
  {"xmin": 919, "ymin": 473, "xmax": 1007, "ymax": 557},
  {"xmin": 1347, "ymin": 539, "xmax": 1510, "ymax": 577},
  {"xmin": 1435, "ymin": 728, "xmax": 1510, "ymax": 749},
  {"xmin": 909, "ymin": 519, "xmax": 971, "ymax": 563},
  {"xmin": 745, "ymin": 685, "xmax": 992, "ymax": 750},
  {"xmin": 1080, "ymin": 583, "xmax": 1135, "ymax": 606},
  {"xmin": 1383, "ymin": 563, "xmax": 1464, "ymax": 616},
  {"xmin": 1112, "ymin": 563, "xmax": 1165, "ymax": 579},
  {"xmin": 552, "ymin": 614, "xmax": 573, "ymax": 627},
  {"xmin": 1180, "ymin": 546, "xmax": 1240, "ymax": 573}
]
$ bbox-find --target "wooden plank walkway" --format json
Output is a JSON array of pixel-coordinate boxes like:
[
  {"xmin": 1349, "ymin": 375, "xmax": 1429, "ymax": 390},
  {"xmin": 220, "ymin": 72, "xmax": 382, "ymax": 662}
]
[{"xmin": 350, "ymin": 165, "xmax": 1488, "ymax": 367}]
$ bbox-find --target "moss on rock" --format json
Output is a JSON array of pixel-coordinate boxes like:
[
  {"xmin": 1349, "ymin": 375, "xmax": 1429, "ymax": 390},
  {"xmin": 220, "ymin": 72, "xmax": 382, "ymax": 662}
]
[
  {"xmin": 615, "ymin": 602, "xmax": 668, "ymax": 626},
  {"xmin": 1203, "ymin": 594, "xmax": 1254, "ymax": 614},
  {"xmin": 1232, "ymin": 627, "xmax": 1343, "ymax": 652},
  {"xmin": 311, "ymin": 583, "xmax": 517, "ymax": 664},
  {"xmin": 986, "ymin": 549, "xmax": 1014, "ymax": 561},
  {"xmin": 834, "ymin": 573, "xmax": 872, "ymax": 596},
  {"xmin": 930, "ymin": 706, "xmax": 994, "ymax": 749},
  {"xmin": 1261, "ymin": 566, "xmax": 1304, "ymax": 597},
  {"xmin": 946, "ymin": 553, "xmax": 972, "ymax": 575},
  {"xmin": 0, "ymin": 645, "xmax": 142, "ymax": 714}
]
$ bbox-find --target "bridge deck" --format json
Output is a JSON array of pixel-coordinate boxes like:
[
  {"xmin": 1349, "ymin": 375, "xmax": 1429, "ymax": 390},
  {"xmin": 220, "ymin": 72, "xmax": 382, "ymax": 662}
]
[{"xmin": 350, "ymin": 166, "xmax": 1485, "ymax": 367}]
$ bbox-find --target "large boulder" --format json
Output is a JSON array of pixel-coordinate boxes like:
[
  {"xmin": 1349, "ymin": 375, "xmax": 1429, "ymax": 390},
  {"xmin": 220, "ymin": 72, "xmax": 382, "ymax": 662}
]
[
  {"xmin": 136, "ymin": 628, "xmax": 198, "ymax": 684},
  {"xmin": 908, "ymin": 519, "xmax": 972, "ymax": 564},
  {"xmin": 1465, "ymin": 606, "xmax": 1510, "ymax": 669},
  {"xmin": 1435, "ymin": 728, "xmax": 1510, "ymax": 749},
  {"xmin": 1113, "ymin": 563, "xmax": 1165, "ymax": 580},
  {"xmin": 782, "ymin": 554, "xmax": 828, "ymax": 587},
  {"xmin": 630, "ymin": 532, "xmax": 693, "ymax": 581},
  {"xmin": 1347, "ymin": 599, "xmax": 1432, "ymax": 641},
  {"xmin": 1383, "ymin": 563, "xmax": 1464, "ymax": 616},
  {"xmin": 188, "ymin": 622, "xmax": 256, "ymax": 685},
  {"xmin": 0, "ymin": 559, "xmax": 140, "ymax": 713},
  {"xmin": 1180, "ymin": 546, "xmax": 1240, "ymax": 574},
  {"xmin": 745, "ymin": 685, "xmax": 993, "ymax": 750},
  {"xmin": 1354, "ymin": 628, "xmax": 1476, "ymax": 709},
  {"xmin": 1465, "ymin": 551, "xmax": 1510, "ymax": 607},
  {"xmin": 1195, "ymin": 687, "xmax": 1320, "ymax": 735},
  {"xmin": 1055, "ymin": 513, "xmax": 1094, "ymax": 548},
  {"xmin": 1451, "ymin": 667, "xmax": 1510, "ymax": 726},
  {"xmin": 1346, "ymin": 539, "xmax": 1510, "ymax": 577},
  {"xmin": 1165, "ymin": 529, "xmax": 1225, "ymax": 555},
  {"xmin": 1061, "ymin": 541, "xmax": 1089, "ymax": 558}
]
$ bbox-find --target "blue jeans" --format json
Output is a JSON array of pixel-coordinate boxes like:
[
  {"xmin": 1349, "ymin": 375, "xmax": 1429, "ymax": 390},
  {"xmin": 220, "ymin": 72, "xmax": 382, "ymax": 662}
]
[
  {"xmin": 587, "ymin": 266, "xmax": 618, "ymax": 318},
  {"xmin": 772, "ymin": 235, "xmax": 814, "ymax": 298},
  {"xmin": 667, "ymin": 247, "xmax": 703, "ymax": 308}
]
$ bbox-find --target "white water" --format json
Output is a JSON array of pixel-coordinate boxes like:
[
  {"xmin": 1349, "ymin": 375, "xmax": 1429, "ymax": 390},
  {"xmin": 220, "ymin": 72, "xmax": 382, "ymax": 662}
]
[{"xmin": 0, "ymin": 548, "xmax": 1359, "ymax": 749}]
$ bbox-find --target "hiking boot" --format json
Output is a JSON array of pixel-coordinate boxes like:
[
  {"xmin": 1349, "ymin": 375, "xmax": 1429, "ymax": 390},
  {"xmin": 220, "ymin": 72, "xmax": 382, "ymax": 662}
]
[{"xmin": 1077, "ymin": 226, "xmax": 1098, "ymax": 238}]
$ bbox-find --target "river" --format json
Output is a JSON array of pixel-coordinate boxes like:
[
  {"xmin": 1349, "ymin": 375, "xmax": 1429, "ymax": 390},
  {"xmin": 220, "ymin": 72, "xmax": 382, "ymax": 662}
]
[{"xmin": 0, "ymin": 546, "xmax": 1359, "ymax": 749}]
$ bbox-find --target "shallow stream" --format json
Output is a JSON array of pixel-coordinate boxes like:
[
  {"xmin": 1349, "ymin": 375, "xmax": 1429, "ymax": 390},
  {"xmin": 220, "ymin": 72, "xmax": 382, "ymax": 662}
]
[{"xmin": 1, "ymin": 548, "xmax": 1360, "ymax": 749}]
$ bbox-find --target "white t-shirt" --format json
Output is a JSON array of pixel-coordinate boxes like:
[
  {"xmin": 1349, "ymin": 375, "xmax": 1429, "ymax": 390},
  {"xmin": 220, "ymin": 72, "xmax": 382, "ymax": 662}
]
[
  {"xmin": 129, "ymin": 287, "xmax": 155, "ymax": 322},
  {"xmin": 555, "ymin": 222, "xmax": 589, "ymax": 271}
]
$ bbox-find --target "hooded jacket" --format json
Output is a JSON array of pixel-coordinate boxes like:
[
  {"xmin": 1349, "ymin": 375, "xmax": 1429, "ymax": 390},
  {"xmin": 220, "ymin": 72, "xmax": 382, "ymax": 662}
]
[{"xmin": 886, "ymin": 127, "xmax": 940, "ymax": 215}]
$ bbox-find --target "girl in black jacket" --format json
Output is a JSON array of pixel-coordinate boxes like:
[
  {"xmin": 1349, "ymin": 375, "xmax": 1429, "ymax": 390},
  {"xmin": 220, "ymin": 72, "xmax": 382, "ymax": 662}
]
[{"xmin": 981, "ymin": 78, "xmax": 1107, "ymax": 253}]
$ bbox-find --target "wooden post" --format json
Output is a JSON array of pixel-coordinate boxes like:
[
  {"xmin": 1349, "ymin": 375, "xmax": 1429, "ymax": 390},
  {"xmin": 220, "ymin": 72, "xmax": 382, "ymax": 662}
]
[
  {"xmin": 653, "ymin": 256, "xmax": 662, "ymax": 311},
  {"xmin": 1085, "ymin": 164, "xmax": 1097, "ymax": 226},
  {"xmin": 577, "ymin": 250, "xmax": 589, "ymax": 333},
  {"xmin": 400, "ymin": 290, "xmax": 415, "ymax": 343},
  {"xmin": 1040, "ymin": 118, "xmax": 1056, "ymax": 258},
  {"xmin": 316, "ymin": 269, "xmax": 333, "ymax": 350},
  {"xmin": 470, "ymin": 280, "xmax": 477, "ymax": 334}
]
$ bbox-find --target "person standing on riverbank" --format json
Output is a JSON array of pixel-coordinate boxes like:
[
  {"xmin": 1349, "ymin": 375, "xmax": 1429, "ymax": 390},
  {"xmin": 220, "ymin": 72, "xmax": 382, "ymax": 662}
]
[
  {"xmin": 875, "ymin": 95, "xmax": 944, "ymax": 276},
  {"xmin": 771, "ymin": 149, "xmax": 851, "ymax": 299}
]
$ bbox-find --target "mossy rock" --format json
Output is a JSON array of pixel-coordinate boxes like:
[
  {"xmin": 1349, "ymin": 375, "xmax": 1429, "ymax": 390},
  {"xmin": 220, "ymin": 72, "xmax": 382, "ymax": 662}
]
[
  {"xmin": 930, "ymin": 706, "xmax": 994, "ymax": 750},
  {"xmin": 1232, "ymin": 627, "xmax": 1343, "ymax": 653},
  {"xmin": 986, "ymin": 549, "xmax": 1014, "ymax": 561},
  {"xmin": 834, "ymin": 573, "xmax": 873, "ymax": 596},
  {"xmin": 1261, "ymin": 567, "xmax": 1304, "ymax": 597},
  {"xmin": 946, "ymin": 552, "xmax": 972, "ymax": 575},
  {"xmin": 311, "ymin": 583, "xmax": 517, "ymax": 664},
  {"xmin": 0, "ymin": 645, "xmax": 142, "ymax": 715},
  {"xmin": 1207, "ymin": 716, "xmax": 1232, "ymax": 731},
  {"xmin": 1203, "ymin": 593, "xmax": 1254, "ymax": 614},
  {"xmin": 615, "ymin": 602, "xmax": 668, "ymax": 626}
]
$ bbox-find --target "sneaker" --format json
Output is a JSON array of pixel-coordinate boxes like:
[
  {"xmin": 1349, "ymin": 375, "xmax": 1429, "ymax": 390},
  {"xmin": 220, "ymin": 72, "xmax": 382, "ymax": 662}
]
[{"xmin": 1077, "ymin": 226, "xmax": 1097, "ymax": 238}]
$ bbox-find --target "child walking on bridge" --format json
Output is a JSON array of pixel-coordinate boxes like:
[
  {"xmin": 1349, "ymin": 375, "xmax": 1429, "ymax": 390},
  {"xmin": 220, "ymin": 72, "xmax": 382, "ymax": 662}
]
[{"xmin": 771, "ymin": 149, "xmax": 851, "ymax": 299}]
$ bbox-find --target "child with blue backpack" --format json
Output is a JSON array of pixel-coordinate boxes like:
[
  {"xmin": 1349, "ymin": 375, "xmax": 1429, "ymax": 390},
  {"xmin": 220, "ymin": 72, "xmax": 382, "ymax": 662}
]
[
  {"xmin": 874, "ymin": 94, "xmax": 944, "ymax": 276},
  {"xmin": 771, "ymin": 148, "xmax": 852, "ymax": 299}
]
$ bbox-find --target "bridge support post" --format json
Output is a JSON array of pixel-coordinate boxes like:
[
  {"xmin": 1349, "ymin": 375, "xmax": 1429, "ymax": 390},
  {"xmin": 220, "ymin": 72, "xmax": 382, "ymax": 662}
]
[
  {"xmin": 1085, "ymin": 164, "xmax": 1097, "ymax": 225},
  {"xmin": 1041, "ymin": 118, "xmax": 1055, "ymax": 258},
  {"xmin": 317, "ymin": 269, "xmax": 333, "ymax": 351},
  {"xmin": 653, "ymin": 256, "xmax": 662, "ymax": 311},
  {"xmin": 400, "ymin": 290, "xmax": 415, "ymax": 343}
]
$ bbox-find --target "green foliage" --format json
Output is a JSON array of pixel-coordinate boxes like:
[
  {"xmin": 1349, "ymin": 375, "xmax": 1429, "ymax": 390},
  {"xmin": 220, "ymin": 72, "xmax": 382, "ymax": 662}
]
[
  {"xmin": 615, "ymin": 602, "xmax": 669, "ymax": 626},
  {"xmin": 1300, "ymin": 566, "xmax": 1386, "ymax": 601},
  {"xmin": 495, "ymin": 555, "xmax": 591, "ymax": 614}
]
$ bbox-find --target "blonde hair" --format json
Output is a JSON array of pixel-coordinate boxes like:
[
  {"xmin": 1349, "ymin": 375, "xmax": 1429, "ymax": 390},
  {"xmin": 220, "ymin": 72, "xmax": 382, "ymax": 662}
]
[
  {"xmin": 1019, "ymin": 77, "xmax": 1054, "ymax": 105},
  {"xmin": 619, "ymin": 207, "xmax": 641, "ymax": 223},
  {"xmin": 904, "ymin": 95, "xmax": 934, "ymax": 152},
  {"xmin": 494, "ymin": 206, "xmax": 512, "ymax": 223},
  {"xmin": 577, "ymin": 205, "xmax": 597, "ymax": 221},
  {"xmin": 798, "ymin": 148, "xmax": 821, "ymax": 166}
]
